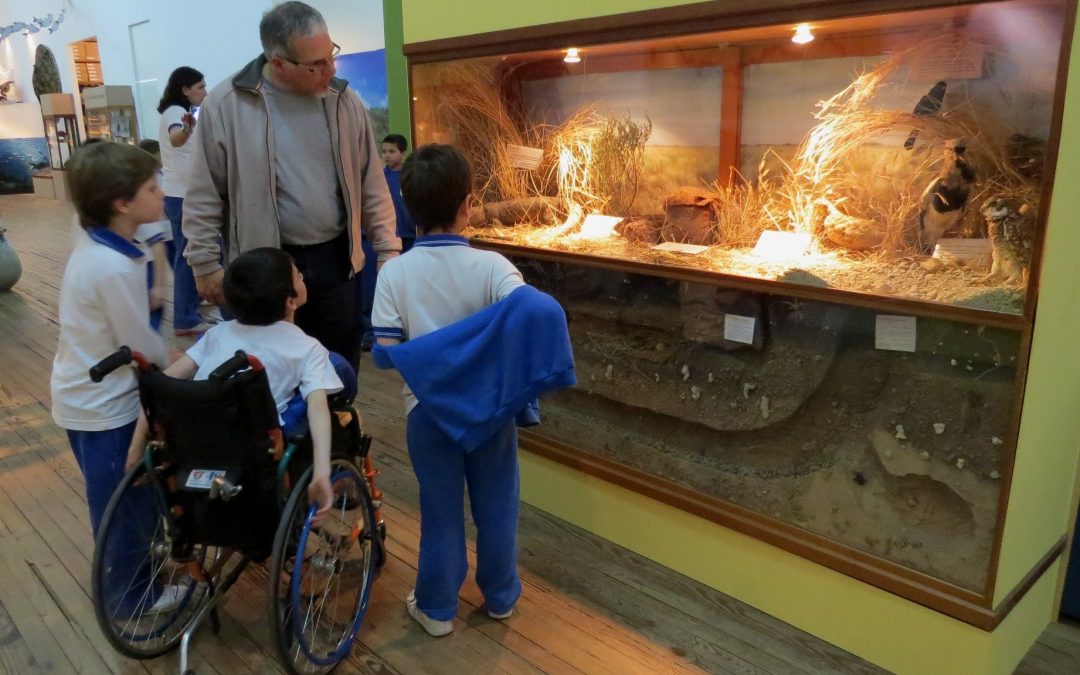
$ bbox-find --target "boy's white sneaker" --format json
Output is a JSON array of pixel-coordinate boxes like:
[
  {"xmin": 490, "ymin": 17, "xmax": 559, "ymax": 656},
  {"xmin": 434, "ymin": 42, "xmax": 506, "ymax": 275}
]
[
  {"xmin": 406, "ymin": 589, "xmax": 453, "ymax": 637},
  {"xmin": 146, "ymin": 584, "xmax": 186, "ymax": 614},
  {"xmin": 487, "ymin": 606, "xmax": 514, "ymax": 620}
]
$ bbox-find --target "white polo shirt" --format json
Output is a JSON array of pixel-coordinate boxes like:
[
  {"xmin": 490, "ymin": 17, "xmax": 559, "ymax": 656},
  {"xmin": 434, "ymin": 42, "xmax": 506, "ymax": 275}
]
[
  {"xmin": 51, "ymin": 228, "xmax": 169, "ymax": 431},
  {"xmin": 372, "ymin": 233, "xmax": 524, "ymax": 413}
]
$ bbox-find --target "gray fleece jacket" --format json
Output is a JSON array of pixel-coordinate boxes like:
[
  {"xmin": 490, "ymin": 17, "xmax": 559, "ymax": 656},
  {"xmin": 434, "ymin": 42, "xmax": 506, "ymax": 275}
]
[{"xmin": 181, "ymin": 55, "xmax": 400, "ymax": 277}]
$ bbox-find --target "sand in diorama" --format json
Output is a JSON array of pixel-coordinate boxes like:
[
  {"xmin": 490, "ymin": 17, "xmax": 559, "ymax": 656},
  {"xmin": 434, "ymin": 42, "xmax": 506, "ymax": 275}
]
[{"xmin": 518, "ymin": 261, "xmax": 1016, "ymax": 590}]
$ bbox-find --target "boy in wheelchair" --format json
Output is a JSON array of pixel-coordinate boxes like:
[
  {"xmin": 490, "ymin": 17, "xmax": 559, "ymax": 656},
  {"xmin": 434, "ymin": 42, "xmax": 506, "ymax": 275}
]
[
  {"xmin": 127, "ymin": 247, "xmax": 356, "ymax": 525},
  {"xmin": 96, "ymin": 247, "xmax": 381, "ymax": 672}
]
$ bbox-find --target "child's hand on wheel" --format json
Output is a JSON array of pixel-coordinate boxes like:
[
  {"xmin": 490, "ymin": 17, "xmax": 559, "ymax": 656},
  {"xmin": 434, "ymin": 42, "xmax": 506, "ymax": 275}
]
[{"xmin": 308, "ymin": 472, "xmax": 333, "ymax": 527}]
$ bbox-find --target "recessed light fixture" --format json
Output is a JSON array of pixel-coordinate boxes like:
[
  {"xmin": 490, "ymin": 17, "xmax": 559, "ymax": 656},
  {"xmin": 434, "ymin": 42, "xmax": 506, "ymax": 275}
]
[
  {"xmin": 564, "ymin": 47, "xmax": 581, "ymax": 63},
  {"xmin": 792, "ymin": 24, "xmax": 814, "ymax": 44}
]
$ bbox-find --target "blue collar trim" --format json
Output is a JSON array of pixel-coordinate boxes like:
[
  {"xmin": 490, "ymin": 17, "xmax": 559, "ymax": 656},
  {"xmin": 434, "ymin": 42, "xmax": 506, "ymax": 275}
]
[
  {"xmin": 88, "ymin": 227, "xmax": 144, "ymax": 260},
  {"xmin": 414, "ymin": 234, "xmax": 469, "ymax": 248}
]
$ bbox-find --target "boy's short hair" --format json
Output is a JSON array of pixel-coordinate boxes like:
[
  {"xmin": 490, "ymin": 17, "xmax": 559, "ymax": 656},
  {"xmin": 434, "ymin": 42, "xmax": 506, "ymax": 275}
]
[
  {"xmin": 68, "ymin": 142, "xmax": 159, "ymax": 230},
  {"xmin": 401, "ymin": 144, "xmax": 471, "ymax": 233},
  {"xmin": 382, "ymin": 134, "xmax": 408, "ymax": 152},
  {"xmin": 138, "ymin": 139, "xmax": 161, "ymax": 156},
  {"xmin": 224, "ymin": 248, "xmax": 298, "ymax": 325}
]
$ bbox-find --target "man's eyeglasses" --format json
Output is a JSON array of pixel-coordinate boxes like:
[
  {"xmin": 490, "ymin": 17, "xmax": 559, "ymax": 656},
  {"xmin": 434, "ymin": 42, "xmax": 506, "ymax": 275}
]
[{"xmin": 278, "ymin": 42, "xmax": 340, "ymax": 73}]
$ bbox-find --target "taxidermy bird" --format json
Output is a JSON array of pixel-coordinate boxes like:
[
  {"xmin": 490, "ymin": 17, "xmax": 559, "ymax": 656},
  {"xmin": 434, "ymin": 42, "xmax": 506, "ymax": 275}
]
[
  {"xmin": 904, "ymin": 81, "xmax": 947, "ymax": 150},
  {"xmin": 917, "ymin": 140, "xmax": 976, "ymax": 253},
  {"xmin": 981, "ymin": 197, "xmax": 1035, "ymax": 284}
]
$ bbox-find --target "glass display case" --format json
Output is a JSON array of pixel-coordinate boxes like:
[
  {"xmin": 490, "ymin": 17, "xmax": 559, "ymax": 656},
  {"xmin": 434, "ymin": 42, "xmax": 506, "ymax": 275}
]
[
  {"xmin": 82, "ymin": 85, "xmax": 139, "ymax": 144},
  {"xmin": 39, "ymin": 93, "xmax": 80, "ymax": 169},
  {"xmin": 408, "ymin": 0, "xmax": 1073, "ymax": 617}
]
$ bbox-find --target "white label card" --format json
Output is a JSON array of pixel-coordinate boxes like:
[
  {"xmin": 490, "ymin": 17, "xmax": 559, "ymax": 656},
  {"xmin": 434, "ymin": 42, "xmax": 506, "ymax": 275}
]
[
  {"xmin": 932, "ymin": 238, "xmax": 992, "ymax": 268},
  {"xmin": 724, "ymin": 314, "xmax": 757, "ymax": 345},
  {"xmin": 751, "ymin": 230, "xmax": 812, "ymax": 260},
  {"xmin": 185, "ymin": 469, "xmax": 227, "ymax": 490},
  {"xmin": 507, "ymin": 144, "xmax": 543, "ymax": 170},
  {"xmin": 652, "ymin": 242, "xmax": 710, "ymax": 255},
  {"xmin": 875, "ymin": 315, "xmax": 917, "ymax": 352}
]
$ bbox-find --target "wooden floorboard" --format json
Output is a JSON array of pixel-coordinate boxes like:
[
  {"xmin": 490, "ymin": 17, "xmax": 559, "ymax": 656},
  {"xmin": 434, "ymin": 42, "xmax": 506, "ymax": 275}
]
[{"xmin": 0, "ymin": 192, "xmax": 1072, "ymax": 673}]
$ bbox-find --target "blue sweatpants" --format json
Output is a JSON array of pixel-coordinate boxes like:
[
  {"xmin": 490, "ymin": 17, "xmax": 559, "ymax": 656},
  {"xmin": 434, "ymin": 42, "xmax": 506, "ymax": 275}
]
[
  {"xmin": 67, "ymin": 421, "xmax": 137, "ymax": 536},
  {"xmin": 164, "ymin": 196, "xmax": 202, "ymax": 331},
  {"xmin": 406, "ymin": 405, "xmax": 521, "ymax": 621},
  {"xmin": 68, "ymin": 421, "xmax": 163, "ymax": 611}
]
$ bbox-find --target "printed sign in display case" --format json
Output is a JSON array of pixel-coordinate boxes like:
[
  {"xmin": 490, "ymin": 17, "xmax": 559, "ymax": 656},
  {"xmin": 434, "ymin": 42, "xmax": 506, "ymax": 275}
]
[{"xmin": 407, "ymin": 0, "xmax": 1075, "ymax": 623}]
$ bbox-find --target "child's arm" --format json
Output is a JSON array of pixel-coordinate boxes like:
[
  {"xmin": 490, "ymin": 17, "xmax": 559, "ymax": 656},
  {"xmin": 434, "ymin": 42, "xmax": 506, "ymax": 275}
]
[
  {"xmin": 149, "ymin": 241, "xmax": 168, "ymax": 311},
  {"xmin": 306, "ymin": 389, "xmax": 334, "ymax": 526},
  {"xmin": 125, "ymin": 355, "xmax": 199, "ymax": 471}
]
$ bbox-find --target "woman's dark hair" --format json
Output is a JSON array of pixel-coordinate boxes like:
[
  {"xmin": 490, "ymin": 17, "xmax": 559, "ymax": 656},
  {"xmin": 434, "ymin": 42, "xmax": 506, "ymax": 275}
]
[
  {"xmin": 401, "ymin": 144, "xmax": 472, "ymax": 233},
  {"xmin": 223, "ymin": 248, "xmax": 298, "ymax": 325},
  {"xmin": 68, "ymin": 142, "xmax": 160, "ymax": 230},
  {"xmin": 157, "ymin": 66, "xmax": 204, "ymax": 113}
]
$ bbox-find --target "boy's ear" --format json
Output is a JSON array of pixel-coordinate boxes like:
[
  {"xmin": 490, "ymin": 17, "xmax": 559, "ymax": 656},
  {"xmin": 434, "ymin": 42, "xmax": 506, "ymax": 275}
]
[
  {"xmin": 111, "ymin": 196, "xmax": 132, "ymax": 217},
  {"xmin": 458, "ymin": 197, "xmax": 471, "ymax": 222}
]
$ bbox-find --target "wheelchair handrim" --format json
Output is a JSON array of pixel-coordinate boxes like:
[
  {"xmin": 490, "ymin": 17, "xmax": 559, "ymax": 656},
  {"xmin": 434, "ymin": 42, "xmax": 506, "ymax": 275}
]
[{"xmin": 289, "ymin": 468, "xmax": 375, "ymax": 666}]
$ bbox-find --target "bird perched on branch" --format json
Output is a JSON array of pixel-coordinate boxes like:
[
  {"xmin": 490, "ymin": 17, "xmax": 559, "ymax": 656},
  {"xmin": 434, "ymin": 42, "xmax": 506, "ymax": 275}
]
[
  {"xmin": 904, "ymin": 81, "xmax": 947, "ymax": 150},
  {"xmin": 917, "ymin": 140, "xmax": 976, "ymax": 254}
]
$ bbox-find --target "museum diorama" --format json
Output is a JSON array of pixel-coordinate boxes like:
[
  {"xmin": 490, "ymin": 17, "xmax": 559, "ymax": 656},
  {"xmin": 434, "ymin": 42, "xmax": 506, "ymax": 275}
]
[{"xmin": 408, "ymin": 0, "xmax": 1072, "ymax": 615}]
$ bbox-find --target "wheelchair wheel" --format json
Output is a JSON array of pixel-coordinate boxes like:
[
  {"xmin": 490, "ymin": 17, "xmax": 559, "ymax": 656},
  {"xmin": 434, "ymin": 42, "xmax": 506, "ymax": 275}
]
[
  {"xmin": 269, "ymin": 459, "xmax": 379, "ymax": 674},
  {"xmin": 92, "ymin": 461, "xmax": 210, "ymax": 658}
]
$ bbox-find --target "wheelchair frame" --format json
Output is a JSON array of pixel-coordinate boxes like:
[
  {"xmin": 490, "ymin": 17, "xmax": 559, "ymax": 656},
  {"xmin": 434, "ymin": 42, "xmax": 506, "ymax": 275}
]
[{"xmin": 88, "ymin": 346, "xmax": 386, "ymax": 675}]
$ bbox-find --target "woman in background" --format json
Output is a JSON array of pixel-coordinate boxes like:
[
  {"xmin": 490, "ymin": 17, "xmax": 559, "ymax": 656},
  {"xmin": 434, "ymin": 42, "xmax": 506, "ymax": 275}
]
[{"xmin": 157, "ymin": 66, "xmax": 209, "ymax": 335}]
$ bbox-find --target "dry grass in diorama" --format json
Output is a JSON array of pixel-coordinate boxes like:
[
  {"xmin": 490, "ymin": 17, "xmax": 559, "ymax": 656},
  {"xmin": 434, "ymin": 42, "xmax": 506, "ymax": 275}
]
[
  {"xmin": 757, "ymin": 43, "xmax": 1040, "ymax": 260},
  {"xmin": 427, "ymin": 63, "xmax": 558, "ymax": 204}
]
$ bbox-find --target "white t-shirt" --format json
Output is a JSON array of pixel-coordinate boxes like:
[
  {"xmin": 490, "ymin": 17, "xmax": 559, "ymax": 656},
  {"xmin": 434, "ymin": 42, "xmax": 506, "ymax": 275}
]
[
  {"xmin": 51, "ymin": 230, "xmax": 169, "ymax": 431},
  {"xmin": 158, "ymin": 105, "xmax": 193, "ymax": 198},
  {"xmin": 371, "ymin": 235, "xmax": 524, "ymax": 413},
  {"xmin": 185, "ymin": 320, "xmax": 343, "ymax": 416}
]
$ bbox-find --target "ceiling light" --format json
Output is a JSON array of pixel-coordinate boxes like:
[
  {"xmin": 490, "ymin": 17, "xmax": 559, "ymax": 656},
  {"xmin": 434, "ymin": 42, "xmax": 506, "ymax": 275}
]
[
  {"xmin": 792, "ymin": 24, "xmax": 814, "ymax": 44},
  {"xmin": 564, "ymin": 47, "xmax": 581, "ymax": 63}
]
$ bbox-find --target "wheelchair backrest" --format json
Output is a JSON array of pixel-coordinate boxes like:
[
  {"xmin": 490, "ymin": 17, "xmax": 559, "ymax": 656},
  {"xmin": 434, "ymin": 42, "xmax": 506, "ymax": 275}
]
[{"xmin": 138, "ymin": 363, "xmax": 283, "ymax": 559}]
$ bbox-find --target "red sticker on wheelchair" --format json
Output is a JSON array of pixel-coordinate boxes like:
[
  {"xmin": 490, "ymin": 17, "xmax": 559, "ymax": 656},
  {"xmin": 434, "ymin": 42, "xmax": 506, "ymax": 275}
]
[{"xmin": 185, "ymin": 469, "xmax": 227, "ymax": 489}]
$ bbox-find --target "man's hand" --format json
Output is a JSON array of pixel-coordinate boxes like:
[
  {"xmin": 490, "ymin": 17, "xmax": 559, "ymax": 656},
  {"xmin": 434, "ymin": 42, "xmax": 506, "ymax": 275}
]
[
  {"xmin": 195, "ymin": 269, "xmax": 226, "ymax": 306},
  {"xmin": 307, "ymin": 472, "xmax": 334, "ymax": 527}
]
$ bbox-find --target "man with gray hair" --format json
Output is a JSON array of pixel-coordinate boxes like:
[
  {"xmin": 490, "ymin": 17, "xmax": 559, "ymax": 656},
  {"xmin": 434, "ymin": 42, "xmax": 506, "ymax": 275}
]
[{"xmin": 182, "ymin": 1, "xmax": 399, "ymax": 369}]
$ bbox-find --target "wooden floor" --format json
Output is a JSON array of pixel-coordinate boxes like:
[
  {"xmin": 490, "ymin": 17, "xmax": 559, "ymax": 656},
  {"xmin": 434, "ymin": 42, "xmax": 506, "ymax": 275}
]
[{"xmin": 0, "ymin": 192, "xmax": 1076, "ymax": 674}]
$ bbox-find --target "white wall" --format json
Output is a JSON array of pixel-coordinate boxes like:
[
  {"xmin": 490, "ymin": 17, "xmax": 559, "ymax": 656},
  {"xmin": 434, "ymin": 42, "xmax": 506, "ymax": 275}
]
[{"xmin": 0, "ymin": 0, "xmax": 384, "ymax": 140}]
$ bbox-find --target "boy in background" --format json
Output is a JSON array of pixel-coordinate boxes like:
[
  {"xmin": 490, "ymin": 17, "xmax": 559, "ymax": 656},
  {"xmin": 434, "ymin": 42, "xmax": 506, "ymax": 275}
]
[
  {"xmin": 136, "ymin": 138, "xmax": 172, "ymax": 331},
  {"xmin": 381, "ymin": 134, "xmax": 416, "ymax": 252}
]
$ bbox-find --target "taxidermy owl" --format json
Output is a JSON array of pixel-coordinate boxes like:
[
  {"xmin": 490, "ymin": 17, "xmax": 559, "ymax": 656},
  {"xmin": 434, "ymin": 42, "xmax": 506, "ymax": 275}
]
[
  {"xmin": 917, "ymin": 140, "xmax": 976, "ymax": 253},
  {"xmin": 981, "ymin": 197, "xmax": 1035, "ymax": 285}
]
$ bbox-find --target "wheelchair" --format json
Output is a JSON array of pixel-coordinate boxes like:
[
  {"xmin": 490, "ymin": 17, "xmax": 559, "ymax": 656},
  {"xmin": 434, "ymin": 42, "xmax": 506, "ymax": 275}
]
[{"xmin": 88, "ymin": 346, "xmax": 386, "ymax": 674}]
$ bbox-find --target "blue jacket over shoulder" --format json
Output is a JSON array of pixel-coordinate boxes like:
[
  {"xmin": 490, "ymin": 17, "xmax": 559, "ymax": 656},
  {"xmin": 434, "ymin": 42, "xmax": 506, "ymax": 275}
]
[{"xmin": 372, "ymin": 285, "xmax": 576, "ymax": 451}]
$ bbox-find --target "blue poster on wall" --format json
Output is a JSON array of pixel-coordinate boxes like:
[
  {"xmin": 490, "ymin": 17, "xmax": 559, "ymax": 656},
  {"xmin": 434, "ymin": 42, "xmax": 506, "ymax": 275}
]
[
  {"xmin": 335, "ymin": 49, "xmax": 389, "ymax": 142},
  {"xmin": 0, "ymin": 138, "xmax": 49, "ymax": 194}
]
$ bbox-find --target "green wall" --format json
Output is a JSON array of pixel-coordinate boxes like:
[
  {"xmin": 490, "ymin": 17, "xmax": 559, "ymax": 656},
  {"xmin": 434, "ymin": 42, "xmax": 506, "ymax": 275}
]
[
  {"xmin": 400, "ymin": 0, "xmax": 711, "ymax": 43},
  {"xmin": 383, "ymin": 0, "xmax": 411, "ymax": 141}
]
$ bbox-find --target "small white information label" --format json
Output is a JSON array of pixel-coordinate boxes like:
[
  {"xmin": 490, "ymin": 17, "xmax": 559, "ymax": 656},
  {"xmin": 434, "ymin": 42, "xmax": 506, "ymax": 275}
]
[
  {"xmin": 574, "ymin": 214, "xmax": 622, "ymax": 239},
  {"xmin": 507, "ymin": 144, "xmax": 543, "ymax": 170},
  {"xmin": 875, "ymin": 315, "xmax": 917, "ymax": 352},
  {"xmin": 652, "ymin": 242, "xmax": 710, "ymax": 255},
  {"xmin": 932, "ymin": 238, "xmax": 992, "ymax": 268},
  {"xmin": 724, "ymin": 314, "xmax": 757, "ymax": 345},
  {"xmin": 185, "ymin": 469, "xmax": 227, "ymax": 490},
  {"xmin": 751, "ymin": 230, "xmax": 812, "ymax": 260}
]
